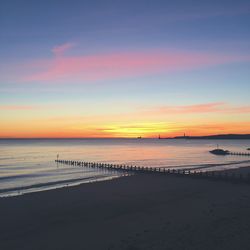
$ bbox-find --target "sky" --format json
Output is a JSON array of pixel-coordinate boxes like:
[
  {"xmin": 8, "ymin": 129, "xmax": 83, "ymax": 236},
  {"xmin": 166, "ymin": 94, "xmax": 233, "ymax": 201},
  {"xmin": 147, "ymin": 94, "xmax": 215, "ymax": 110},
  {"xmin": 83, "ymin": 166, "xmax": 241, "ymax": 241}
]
[{"xmin": 0, "ymin": 0, "xmax": 250, "ymax": 138}]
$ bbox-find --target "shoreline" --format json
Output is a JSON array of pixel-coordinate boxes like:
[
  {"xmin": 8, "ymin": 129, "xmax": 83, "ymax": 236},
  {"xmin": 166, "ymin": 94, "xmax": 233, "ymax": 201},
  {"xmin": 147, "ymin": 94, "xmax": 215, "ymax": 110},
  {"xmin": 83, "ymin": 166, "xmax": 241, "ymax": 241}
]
[
  {"xmin": 1, "ymin": 172, "xmax": 250, "ymax": 249},
  {"xmin": 0, "ymin": 174, "xmax": 126, "ymax": 198},
  {"xmin": 2, "ymin": 162, "xmax": 250, "ymax": 198}
]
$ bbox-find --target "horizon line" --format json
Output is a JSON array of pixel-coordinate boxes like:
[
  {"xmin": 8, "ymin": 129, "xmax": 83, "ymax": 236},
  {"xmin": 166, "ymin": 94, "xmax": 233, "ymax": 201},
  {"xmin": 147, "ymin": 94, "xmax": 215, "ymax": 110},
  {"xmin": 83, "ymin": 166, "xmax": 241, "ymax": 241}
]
[{"xmin": 1, "ymin": 133, "xmax": 250, "ymax": 140}]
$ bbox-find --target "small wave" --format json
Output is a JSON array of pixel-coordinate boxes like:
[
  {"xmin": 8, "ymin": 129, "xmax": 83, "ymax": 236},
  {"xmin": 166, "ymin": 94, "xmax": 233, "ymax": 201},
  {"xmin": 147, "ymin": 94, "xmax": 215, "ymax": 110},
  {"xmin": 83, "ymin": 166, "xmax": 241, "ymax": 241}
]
[
  {"xmin": 0, "ymin": 174, "xmax": 125, "ymax": 198},
  {"xmin": 0, "ymin": 174, "xmax": 36, "ymax": 181},
  {"xmin": 160, "ymin": 160, "xmax": 250, "ymax": 170}
]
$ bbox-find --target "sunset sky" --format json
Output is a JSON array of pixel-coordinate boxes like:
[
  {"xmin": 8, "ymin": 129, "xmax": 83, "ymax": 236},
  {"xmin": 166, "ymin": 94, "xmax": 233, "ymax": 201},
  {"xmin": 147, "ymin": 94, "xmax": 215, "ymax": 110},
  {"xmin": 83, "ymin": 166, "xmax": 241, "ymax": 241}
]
[{"xmin": 1, "ymin": 0, "xmax": 250, "ymax": 138}]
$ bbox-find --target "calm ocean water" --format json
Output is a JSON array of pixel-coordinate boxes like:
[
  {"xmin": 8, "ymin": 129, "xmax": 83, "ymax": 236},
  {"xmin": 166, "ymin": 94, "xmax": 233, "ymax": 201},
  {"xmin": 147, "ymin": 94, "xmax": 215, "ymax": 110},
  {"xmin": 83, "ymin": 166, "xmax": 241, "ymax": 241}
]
[{"xmin": 0, "ymin": 138, "xmax": 250, "ymax": 197}]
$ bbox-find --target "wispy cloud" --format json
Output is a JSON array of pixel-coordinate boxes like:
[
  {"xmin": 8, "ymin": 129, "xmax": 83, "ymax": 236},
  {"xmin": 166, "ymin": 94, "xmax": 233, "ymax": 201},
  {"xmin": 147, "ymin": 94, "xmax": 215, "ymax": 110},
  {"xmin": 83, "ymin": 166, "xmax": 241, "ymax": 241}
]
[
  {"xmin": 0, "ymin": 105, "xmax": 35, "ymax": 110},
  {"xmin": 78, "ymin": 121, "xmax": 250, "ymax": 138},
  {"xmin": 51, "ymin": 42, "xmax": 75, "ymax": 57},
  {"xmin": 43, "ymin": 102, "xmax": 250, "ymax": 123},
  {"xmin": 150, "ymin": 103, "xmax": 250, "ymax": 114},
  {"xmin": 151, "ymin": 102, "xmax": 225, "ymax": 114},
  {"xmin": 40, "ymin": 102, "xmax": 250, "ymax": 130},
  {"xmin": 2, "ymin": 102, "xmax": 249, "ymax": 138},
  {"xmin": 22, "ymin": 45, "xmax": 250, "ymax": 83},
  {"xmin": 0, "ymin": 104, "xmax": 59, "ymax": 111}
]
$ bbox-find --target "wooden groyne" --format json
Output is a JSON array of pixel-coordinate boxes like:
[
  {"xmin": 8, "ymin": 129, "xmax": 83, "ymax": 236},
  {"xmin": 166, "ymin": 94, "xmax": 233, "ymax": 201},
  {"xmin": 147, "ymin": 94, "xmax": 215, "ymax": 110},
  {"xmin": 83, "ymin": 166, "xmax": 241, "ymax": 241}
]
[
  {"xmin": 55, "ymin": 159, "xmax": 250, "ymax": 184},
  {"xmin": 228, "ymin": 151, "xmax": 250, "ymax": 156}
]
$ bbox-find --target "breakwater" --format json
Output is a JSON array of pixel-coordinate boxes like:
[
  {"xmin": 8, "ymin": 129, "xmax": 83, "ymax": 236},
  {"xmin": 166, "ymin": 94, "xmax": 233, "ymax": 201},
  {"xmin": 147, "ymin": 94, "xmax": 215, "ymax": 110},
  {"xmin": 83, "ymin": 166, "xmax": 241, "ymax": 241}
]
[
  {"xmin": 55, "ymin": 159, "xmax": 250, "ymax": 184},
  {"xmin": 228, "ymin": 151, "xmax": 250, "ymax": 156}
]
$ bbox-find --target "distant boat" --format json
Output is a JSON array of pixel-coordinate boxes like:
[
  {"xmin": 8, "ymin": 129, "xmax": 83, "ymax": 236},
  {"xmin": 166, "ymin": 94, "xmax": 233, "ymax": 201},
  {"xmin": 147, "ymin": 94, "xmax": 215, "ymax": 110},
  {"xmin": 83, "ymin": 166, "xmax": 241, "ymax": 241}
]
[
  {"xmin": 137, "ymin": 136, "xmax": 142, "ymax": 139},
  {"xmin": 209, "ymin": 149, "xmax": 230, "ymax": 155}
]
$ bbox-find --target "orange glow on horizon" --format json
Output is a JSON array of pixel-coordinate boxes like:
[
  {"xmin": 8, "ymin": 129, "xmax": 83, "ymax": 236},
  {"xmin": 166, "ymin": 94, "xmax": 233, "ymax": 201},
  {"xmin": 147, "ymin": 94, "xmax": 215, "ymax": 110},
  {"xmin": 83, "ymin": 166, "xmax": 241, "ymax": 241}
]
[{"xmin": 0, "ymin": 121, "xmax": 249, "ymax": 138}]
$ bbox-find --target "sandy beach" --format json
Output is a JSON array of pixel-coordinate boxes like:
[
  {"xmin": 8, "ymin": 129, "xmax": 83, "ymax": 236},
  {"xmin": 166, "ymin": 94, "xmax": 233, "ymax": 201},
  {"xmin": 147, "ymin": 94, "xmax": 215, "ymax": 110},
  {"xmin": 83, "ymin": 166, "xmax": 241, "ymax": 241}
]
[{"xmin": 1, "ymin": 172, "xmax": 250, "ymax": 250}]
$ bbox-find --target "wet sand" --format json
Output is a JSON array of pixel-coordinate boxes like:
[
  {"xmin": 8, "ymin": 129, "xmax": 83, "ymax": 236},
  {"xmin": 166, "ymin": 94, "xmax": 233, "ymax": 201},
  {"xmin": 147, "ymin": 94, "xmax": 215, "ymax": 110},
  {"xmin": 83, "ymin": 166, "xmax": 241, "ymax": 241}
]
[{"xmin": 1, "ymin": 172, "xmax": 250, "ymax": 250}]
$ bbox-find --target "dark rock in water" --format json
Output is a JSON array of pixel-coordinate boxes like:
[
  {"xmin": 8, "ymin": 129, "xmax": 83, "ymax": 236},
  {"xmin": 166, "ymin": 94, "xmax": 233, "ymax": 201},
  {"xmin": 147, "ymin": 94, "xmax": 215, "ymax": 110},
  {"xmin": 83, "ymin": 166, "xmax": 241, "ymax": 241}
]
[
  {"xmin": 209, "ymin": 149, "xmax": 230, "ymax": 155},
  {"xmin": 247, "ymin": 148, "xmax": 250, "ymax": 151}
]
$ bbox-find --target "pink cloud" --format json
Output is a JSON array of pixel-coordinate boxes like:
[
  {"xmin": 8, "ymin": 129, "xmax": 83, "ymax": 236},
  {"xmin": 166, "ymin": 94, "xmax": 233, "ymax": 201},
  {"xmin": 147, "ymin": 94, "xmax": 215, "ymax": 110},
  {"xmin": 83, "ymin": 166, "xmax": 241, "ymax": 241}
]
[
  {"xmin": 153, "ymin": 102, "xmax": 225, "ymax": 114},
  {"xmin": 225, "ymin": 106, "xmax": 250, "ymax": 114},
  {"xmin": 147, "ymin": 102, "xmax": 250, "ymax": 115},
  {"xmin": 23, "ymin": 47, "xmax": 250, "ymax": 83},
  {"xmin": 51, "ymin": 42, "xmax": 75, "ymax": 57}
]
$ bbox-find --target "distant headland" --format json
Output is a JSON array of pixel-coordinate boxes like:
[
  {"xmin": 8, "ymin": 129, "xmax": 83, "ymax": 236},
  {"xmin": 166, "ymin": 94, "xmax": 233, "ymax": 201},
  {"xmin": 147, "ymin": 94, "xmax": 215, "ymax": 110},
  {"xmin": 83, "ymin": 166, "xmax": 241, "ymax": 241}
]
[{"xmin": 160, "ymin": 134, "xmax": 250, "ymax": 140}]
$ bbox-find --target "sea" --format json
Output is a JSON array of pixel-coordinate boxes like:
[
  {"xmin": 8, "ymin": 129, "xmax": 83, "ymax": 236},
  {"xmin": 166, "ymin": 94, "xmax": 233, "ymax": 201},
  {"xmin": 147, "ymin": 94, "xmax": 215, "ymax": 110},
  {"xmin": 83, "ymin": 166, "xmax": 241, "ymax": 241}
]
[{"xmin": 1, "ymin": 138, "xmax": 250, "ymax": 197}]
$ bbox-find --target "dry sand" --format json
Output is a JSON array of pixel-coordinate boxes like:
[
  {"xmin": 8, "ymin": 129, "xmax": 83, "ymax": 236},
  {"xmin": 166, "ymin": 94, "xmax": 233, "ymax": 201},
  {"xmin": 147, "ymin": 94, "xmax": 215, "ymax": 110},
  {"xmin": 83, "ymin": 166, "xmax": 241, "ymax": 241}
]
[{"xmin": 1, "ymin": 172, "xmax": 250, "ymax": 250}]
